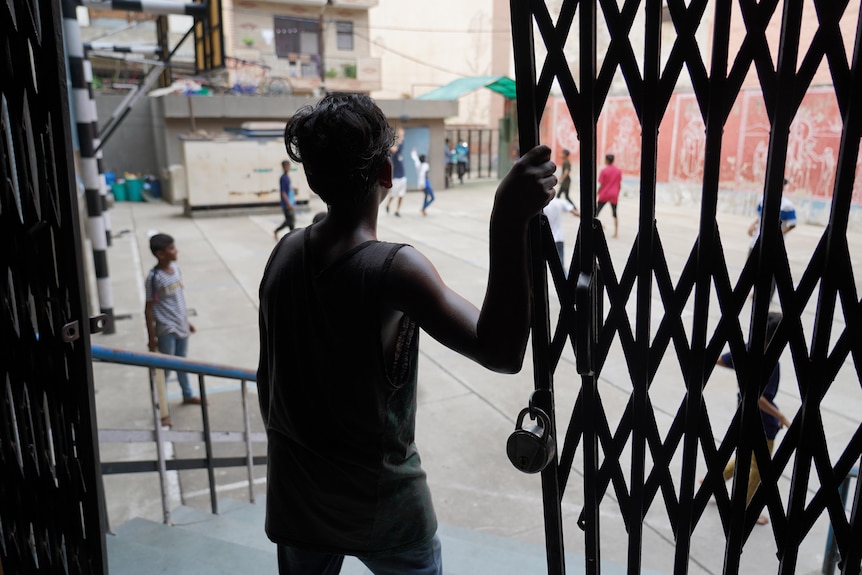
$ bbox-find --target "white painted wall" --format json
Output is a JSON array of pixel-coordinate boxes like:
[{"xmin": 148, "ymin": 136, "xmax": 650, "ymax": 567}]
[
  {"xmin": 368, "ymin": 0, "xmax": 512, "ymax": 128},
  {"xmin": 182, "ymin": 138, "xmax": 312, "ymax": 209}
]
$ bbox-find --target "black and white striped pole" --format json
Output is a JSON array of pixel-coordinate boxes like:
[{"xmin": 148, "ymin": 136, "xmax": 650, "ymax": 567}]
[
  {"xmin": 83, "ymin": 54, "xmax": 114, "ymax": 249},
  {"xmin": 63, "ymin": 0, "xmax": 116, "ymax": 334}
]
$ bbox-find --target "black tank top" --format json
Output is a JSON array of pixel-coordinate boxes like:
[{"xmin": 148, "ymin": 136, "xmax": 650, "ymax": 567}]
[{"xmin": 257, "ymin": 226, "xmax": 436, "ymax": 555}]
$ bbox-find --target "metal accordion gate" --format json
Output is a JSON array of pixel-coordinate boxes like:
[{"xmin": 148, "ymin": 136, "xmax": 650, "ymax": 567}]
[
  {"xmin": 509, "ymin": 0, "xmax": 862, "ymax": 574},
  {"xmin": 1, "ymin": 0, "xmax": 107, "ymax": 573}
]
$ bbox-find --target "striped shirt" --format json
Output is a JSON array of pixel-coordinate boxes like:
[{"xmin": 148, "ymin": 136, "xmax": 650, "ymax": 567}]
[{"xmin": 146, "ymin": 263, "xmax": 190, "ymax": 337}]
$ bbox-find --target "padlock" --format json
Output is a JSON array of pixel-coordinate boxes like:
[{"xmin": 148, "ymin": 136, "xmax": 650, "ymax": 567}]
[{"xmin": 506, "ymin": 406, "xmax": 556, "ymax": 474}]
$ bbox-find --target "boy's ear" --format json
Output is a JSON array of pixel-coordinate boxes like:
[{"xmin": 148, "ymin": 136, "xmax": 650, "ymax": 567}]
[{"xmin": 378, "ymin": 158, "xmax": 393, "ymax": 189}]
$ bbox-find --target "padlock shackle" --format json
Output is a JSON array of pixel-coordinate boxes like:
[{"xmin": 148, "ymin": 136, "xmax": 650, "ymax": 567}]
[{"xmin": 514, "ymin": 405, "xmax": 551, "ymax": 431}]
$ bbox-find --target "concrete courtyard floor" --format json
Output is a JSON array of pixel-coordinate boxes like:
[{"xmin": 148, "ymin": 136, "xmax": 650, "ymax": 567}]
[{"xmin": 91, "ymin": 178, "xmax": 861, "ymax": 574}]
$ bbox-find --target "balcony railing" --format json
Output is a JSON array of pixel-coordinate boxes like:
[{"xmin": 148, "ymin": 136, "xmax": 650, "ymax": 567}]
[
  {"xmin": 323, "ymin": 55, "xmax": 380, "ymax": 92},
  {"xmin": 330, "ymin": 0, "xmax": 379, "ymax": 8},
  {"xmin": 267, "ymin": 0, "xmax": 326, "ymax": 5}
]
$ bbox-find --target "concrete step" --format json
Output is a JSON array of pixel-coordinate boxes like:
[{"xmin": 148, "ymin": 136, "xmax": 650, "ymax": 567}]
[
  {"xmin": 169, "ymin": 504, "xmax": 273, "ymax": 554},
  {"xmin": 165, "ymin": 500, "xmax": 548, "ymax": 574},
  {"xmin": 109, "ymin": 516, "xmax": 277, "ymax": 574},
  {"xmin": 109, "ymin": 499, "xmax": 666, "ymax": 575},
  {"xmin": 163, "ymin": 500, "xmax": 398, "ymax": 574}
]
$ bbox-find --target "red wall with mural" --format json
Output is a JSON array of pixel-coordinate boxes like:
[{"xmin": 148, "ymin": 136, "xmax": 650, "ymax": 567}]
[{"xmin": 542, "ymin": 87, "xmax": 862, "ymax": 206}]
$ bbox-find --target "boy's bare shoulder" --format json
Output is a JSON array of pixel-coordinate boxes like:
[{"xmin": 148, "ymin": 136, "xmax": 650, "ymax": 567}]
[{"xmin": 385, "ymin": 245, "xmax": 444, "ymax": 295}]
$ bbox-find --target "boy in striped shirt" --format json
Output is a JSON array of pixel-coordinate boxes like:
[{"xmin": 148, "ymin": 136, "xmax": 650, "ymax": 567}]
[{"xmin": 145, "ymin": 233, "xmax": 202, "ymax": 406}]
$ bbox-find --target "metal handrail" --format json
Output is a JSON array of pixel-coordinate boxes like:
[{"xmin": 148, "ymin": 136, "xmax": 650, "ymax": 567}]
[
  {"xmin": 91, "ymin": 345, "xmax": 257, "ymax": 380},
  {"xmin": 91, "ymin": 344, "xmax": 266, "ymax": 525}
]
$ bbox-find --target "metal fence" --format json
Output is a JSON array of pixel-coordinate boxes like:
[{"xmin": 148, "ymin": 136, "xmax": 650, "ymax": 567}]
[{"xmin": 509, "ymin": 1, "xmax": 862, "ymax": 574}]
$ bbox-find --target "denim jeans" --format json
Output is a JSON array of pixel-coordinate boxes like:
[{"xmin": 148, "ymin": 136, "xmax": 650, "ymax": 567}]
[
  {"xmin": 277, "ymin": 534, "xmax": 442, "ymax": 575},
  {"xmin": 156, "ymin": 333, "xmax": 193, "ymax": 399},
  {"xmin": 422, "ymin": 185, "xmax": 435, "ymax": 211}
]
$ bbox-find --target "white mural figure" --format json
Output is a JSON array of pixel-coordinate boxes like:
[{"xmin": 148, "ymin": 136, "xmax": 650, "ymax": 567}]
[
  {"xmin": 611, "ymin": 112, "xmax": 640, "ymax": 172},
  {"xmin": 786, "ymin": 118, "xmax": 818, "ymax": 194},
  {"xmin": 553, "ymin": 101, "xmax": 580, "ymax": 158},
  {"xmin": 555, "ymin": 124, "xmax": 579, "ymax": 158},
  {"xmin": 816, "ymin": 146, "xmax": 836, "ymax": 198},
  {"xmin": 677, "ymin": 107, "xmax": 706, "ymax": 182},
  {"xmin": 752, "ymin": 140, "xmax": 769, "ymax": 185}
]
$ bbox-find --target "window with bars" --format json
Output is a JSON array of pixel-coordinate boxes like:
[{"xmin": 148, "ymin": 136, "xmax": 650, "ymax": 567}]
[
  {"xmin": 274, "ymin": 16, "xmax": 319, "ymax": 59},
  {"xmin": 274, "ymin": 16, "xmax": 320, "ymax": 77},
  {"xmin": 336, "ymin": 21, "xmax": 354, "ymax": 51}
]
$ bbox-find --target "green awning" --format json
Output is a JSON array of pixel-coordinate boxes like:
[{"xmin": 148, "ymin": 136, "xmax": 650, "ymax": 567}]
[{"xmin": 416, "ymin": 75, "xmax": 516, "ymax": 100}]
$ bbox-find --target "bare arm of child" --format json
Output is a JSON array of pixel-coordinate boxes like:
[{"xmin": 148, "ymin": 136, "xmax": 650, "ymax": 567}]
[
  {"xmin": 748, "ymin": 219, "xmax": 759, "ymax": 237},
  {"xmin": 145, "ymin": 301, "xmax": 158, "ymax": 351},
  {"xmin": 758, "ymin": 396, "xmax": 791, "ymax": 429},
  {"xmin": 385, "ymin": 145, "xmax": 556, "ymax": 373}
]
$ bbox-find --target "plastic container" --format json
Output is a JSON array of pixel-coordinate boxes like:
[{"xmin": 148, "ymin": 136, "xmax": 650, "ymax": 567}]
[
  {"xmin": 105, "ymin": 171, "xmax": 116, "ymax": 186},
  {"xmin": 111, "ymin": 180, "xmax": 127, "ymax": 201},
  {"xmin": 144, "ymin": 175, "xmax": 161, "ymax": 199},
  {"xmin": 126, "ymin": 177, "xmax": 143, "ymax": 202}
]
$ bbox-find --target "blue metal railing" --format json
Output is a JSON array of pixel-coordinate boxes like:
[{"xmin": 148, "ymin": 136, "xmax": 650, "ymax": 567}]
[
  {"xmin": 91, "ymin": 344, "xmax": 257, "ymax": 381},
  {"xmin": 91, "ymin": 344, "xmax": 266, "ymax": 525}
]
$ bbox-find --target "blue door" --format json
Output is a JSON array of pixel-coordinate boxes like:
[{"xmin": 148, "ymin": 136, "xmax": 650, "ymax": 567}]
[{"xmin": 402, "ymin": 127, "xmax": 430, "ymax": 190}]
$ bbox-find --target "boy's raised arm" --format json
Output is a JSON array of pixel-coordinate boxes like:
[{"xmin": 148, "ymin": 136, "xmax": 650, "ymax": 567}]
[
  {"xmin": 479, "ymin": 145, "xmax": 557, "ymax": 370},
  {"xmin": 386, "ymin": 145, "xmax": 556, "ymax": 373}
]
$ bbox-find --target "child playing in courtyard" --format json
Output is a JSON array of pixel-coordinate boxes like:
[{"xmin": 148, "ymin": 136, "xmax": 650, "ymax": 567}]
[
  {"xmin": 145, "ymin": 233, "xmax": 202, "ymax": 406},
  {"xmin": 274, "ymin": 160, "xmax": 296, "ymax": 239},
  {"xmin": 716, "ymin": 311, "xmax": 791, "ymax": 525},
  {"xmin": 411, "ymin": 147, "xmax": 434, "ymax": 215}
]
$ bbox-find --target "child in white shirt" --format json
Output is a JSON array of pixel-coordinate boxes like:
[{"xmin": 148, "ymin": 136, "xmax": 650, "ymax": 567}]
[{"xmin": 411, "ymin": 148, "xmax": 434, "ymax": 216}]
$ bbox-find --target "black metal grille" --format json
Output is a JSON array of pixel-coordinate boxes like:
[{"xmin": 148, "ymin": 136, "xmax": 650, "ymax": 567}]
[
  {"xmin": 511, "ymin": 1, "xmax": 862, "ymax": 573},
  {"xmin": 1, "ymin": 0, "xmax": 107, "ymax": 573}
]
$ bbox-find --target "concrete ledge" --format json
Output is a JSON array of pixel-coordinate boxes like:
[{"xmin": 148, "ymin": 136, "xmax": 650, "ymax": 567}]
[{"xmin": 161, "ymin": 94, "xmax": 459, "ymax": 121}]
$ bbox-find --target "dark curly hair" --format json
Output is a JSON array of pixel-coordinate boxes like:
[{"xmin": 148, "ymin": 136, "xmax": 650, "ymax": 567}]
[
  {"xmin": 149, "ymin": 233, "xmax": 174, "ymax": 256},
  {"xmin": 283, "ymin": 93, "xmax": 395, "ymax": 206}
]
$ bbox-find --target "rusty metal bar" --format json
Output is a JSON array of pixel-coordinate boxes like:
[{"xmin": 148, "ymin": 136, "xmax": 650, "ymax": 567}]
[
  {"xmin": 149, "ymin": 367, "xmax": 172, "ymax": 524},
  {"xmin": 197, "ymin": 374, "xmax": 219, "ymax": 515},
  {"xmin": 241, "ymin": 380, "xmax": 257, "ymax": 504}
]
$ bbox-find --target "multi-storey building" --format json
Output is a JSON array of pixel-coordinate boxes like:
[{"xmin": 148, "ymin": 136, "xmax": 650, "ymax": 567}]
[
  {"xmin": 223, "ymin": 0, "xmax": 381, "ymax": 95},
  {"xmin": 367, "ymin": 0, "xmax": 512, "ymax": 130},
  {"xmin": 81, "ymin": 0, "xmax": 459, "ymax": 204}
]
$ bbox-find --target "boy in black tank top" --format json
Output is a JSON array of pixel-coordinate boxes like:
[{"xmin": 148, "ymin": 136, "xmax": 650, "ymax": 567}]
[{"xmin": 258, "ymin": 93, "xmax": 558, "ymax": 575}]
